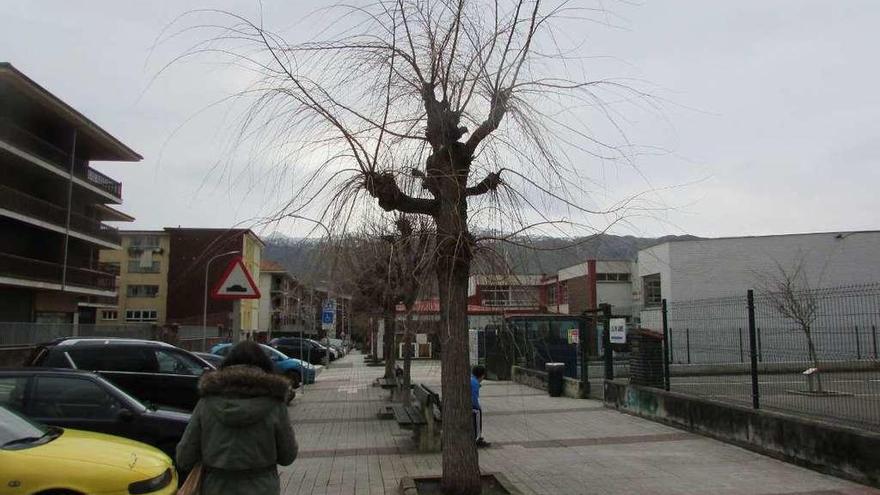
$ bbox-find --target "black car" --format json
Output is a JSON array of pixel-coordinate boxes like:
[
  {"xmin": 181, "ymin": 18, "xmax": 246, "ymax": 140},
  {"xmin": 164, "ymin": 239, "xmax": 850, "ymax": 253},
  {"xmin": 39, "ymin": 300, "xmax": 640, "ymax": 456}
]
[
  {"xmin": 270, "ymin": 337, "xmax": 327, "ymax": 365},
  {"xmin": 27, "ymin": 338, "xmax": 211, "ymax": 411},
  {"xmin": 193, "ymin": 351, "xmax": 224, "ymax": 369},
  {"xmin": 0, "ymin": 368, "xmax": 190, "ymax": 459}
]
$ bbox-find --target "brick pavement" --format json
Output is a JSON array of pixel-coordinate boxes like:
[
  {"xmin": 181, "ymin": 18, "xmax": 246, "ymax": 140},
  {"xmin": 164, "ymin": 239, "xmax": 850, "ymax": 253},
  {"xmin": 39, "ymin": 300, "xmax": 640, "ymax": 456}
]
[{"xmin": 280, "ymin": 352, "xmax": 878, "ymax": 495}]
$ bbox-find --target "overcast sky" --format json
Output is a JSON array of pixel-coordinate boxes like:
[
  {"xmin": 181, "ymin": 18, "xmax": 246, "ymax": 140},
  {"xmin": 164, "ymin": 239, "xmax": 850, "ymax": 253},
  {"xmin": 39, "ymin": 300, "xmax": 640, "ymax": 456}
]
[{"xmin": 2, "ymin": 1, "xmax": 878, "ymax": 239}]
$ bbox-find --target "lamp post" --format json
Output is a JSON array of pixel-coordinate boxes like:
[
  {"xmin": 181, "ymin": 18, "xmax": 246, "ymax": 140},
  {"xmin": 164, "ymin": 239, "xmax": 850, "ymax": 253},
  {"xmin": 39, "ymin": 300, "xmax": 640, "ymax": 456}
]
[{"xmin": 203, "ymin": 250, "xmax": 240, "ymax": 350}]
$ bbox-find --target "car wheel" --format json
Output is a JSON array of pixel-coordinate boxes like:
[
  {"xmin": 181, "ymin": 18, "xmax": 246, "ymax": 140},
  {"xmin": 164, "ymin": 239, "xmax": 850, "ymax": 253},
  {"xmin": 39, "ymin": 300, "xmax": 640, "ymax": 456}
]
[{"xmin": 286, "ymin": 370, "xmax": 302, "ymax": 389}]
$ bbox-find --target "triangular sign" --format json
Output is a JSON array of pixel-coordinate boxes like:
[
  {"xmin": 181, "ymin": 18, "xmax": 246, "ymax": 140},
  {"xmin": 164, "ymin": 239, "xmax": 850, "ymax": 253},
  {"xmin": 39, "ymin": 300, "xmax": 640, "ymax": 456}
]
[{"xmin": 211, "ymin": 257, "xmax": 261, "ymax": 300}]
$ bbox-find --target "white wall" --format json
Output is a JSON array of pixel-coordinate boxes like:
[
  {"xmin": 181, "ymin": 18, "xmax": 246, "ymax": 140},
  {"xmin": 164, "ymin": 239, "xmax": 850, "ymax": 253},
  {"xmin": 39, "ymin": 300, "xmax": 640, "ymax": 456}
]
[
  {"xmin": 597, "ymin": 282, "xmax": 634, "ymax": 315},
  {"xmin": 636, "ymin": 243, "xmax": 672, "ymax": 303},
  {"xmin": 666, "ymin": 231, "xmax": 880, "ymax": 301},
  {"xmin": 596, "ymin": 260, "xmax": 635, "ymax": 274},
  {"xmin": 558, "ymin": 262, "xmax": 587, "ymax": 281}
]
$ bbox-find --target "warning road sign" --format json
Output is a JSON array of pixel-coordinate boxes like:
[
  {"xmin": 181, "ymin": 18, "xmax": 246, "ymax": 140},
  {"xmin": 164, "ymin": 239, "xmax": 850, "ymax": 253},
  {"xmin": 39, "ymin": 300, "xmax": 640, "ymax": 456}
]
[{"xmin": 211, "ymin": 257, "xmax": 261, "ymax": 300}]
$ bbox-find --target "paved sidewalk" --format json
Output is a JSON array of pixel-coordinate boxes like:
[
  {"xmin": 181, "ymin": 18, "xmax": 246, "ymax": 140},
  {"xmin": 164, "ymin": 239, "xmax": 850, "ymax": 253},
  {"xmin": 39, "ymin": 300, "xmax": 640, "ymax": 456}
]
[{"xmin": 280, "ymin": 352, "xmax": 878, "ymax": 495}]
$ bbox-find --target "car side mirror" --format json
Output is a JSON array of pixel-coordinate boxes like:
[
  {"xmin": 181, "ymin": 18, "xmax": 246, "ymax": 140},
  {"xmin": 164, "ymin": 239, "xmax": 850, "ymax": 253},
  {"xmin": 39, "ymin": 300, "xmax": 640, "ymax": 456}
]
[{"xmin": 118, "ymin": 408, "xmax": 136, "ymax": 422}]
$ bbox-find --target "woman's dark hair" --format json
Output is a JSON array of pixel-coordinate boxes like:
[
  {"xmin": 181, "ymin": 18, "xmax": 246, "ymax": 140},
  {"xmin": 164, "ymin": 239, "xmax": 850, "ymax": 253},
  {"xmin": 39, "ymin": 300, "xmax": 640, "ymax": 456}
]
[
  {"xmin": 472, "ymin": 365, "xmax": 487, "ymax": 379},
  {"xmin": 221, "ymin": 341, "xmax": 273, "ymax": 374}
]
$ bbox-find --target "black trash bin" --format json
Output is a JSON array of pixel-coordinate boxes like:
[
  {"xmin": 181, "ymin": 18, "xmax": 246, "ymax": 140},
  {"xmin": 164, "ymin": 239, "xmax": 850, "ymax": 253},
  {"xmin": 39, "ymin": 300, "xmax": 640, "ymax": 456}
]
[{"xmin": 546, "ymin": 362, "xmax": 565, "ymax": 397}]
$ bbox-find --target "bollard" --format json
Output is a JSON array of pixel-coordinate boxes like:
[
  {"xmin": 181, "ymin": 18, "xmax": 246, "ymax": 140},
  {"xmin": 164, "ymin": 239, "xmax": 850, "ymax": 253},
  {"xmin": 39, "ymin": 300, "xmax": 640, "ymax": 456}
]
[{"xmin": 546, "ymin": 362, "xmax": 565, "ymax": 397}]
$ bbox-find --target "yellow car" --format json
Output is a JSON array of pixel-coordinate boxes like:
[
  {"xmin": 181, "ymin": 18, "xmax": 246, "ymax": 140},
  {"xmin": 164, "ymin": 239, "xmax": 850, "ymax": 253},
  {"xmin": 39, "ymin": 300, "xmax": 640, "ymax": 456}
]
[{"xmin": 0, "ymin": 406, "xmax": 177, "ymax": 495}]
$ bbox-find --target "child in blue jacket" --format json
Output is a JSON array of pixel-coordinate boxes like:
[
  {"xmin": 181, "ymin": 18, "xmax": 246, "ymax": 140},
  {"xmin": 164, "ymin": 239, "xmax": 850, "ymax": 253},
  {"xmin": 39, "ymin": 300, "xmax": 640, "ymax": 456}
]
[{"xmin": 471, "ymin": 365, "xmax": 490, "ymax": 448}]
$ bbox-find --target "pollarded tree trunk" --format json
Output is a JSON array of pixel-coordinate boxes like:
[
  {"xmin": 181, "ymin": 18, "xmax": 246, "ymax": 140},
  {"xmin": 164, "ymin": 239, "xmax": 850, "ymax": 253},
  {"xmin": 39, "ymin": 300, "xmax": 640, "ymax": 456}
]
[
  {"xmin": 435, "ymin": 187, "xmax": 481, "ymax": 495},
  {"xmin": 384, "ymin": 311, "xmax": 397, "ymax": 379}
]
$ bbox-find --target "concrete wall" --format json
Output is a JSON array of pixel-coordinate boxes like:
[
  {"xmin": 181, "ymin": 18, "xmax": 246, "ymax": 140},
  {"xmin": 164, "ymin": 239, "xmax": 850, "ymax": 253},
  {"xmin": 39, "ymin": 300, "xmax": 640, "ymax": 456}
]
[
  {"xmin": 511, "ymin": 365, "xmax": 589, "ymax": 399},
  {"xmin": 604, "ymin": 381, "xmax": 880, "ymax": 488}
]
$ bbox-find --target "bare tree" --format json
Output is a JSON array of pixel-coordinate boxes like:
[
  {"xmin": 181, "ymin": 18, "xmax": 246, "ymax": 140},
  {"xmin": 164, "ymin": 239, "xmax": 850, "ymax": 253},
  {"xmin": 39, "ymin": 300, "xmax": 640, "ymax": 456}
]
[
  {"xmin": 393, "ymin": 216, "xmax": 435, "ymax": 404},
  {"xmin": 164, "ymin": 2, "xmax": 644, "ymax": 491},
  {"xmin": 344, "ymin": 226, "xmax": 400, "ymax": 379},
  {"xmin": 757, "ymin": 259, "xmax": 822, "ymax": 392}
]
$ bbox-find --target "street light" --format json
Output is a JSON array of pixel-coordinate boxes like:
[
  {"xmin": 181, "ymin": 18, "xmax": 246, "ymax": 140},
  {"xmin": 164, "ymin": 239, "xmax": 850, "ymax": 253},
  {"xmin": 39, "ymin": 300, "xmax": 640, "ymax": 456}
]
[{"xmin": 203, "ymin": 250, "xmax": 240, "ymax": 350}]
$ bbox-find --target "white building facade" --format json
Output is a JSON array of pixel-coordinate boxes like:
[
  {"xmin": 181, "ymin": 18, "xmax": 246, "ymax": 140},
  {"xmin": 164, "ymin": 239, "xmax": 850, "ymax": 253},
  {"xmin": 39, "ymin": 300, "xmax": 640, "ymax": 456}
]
[{"xmin": 636, "ymin": 231, "xmax": 880, "ymax": 331}]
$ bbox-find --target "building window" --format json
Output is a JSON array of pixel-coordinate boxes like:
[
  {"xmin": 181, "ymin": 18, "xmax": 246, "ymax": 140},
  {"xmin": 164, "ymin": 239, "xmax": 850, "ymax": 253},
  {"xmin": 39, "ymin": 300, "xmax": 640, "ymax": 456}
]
[
  {"xmin": 482, "ymin": 285, "xmax": 540, "ymax": 307},
  {"xmin": 559, "ymin": 281, "xmax": 569, "ymax": 304},
  {"xmin": 129, "ymin": 235, "xmax": 161, "ymax": 249},
  {"xmin": 596, "ymin": 273, "xmax": 631, "ymax": 282},
  {"xmin": 101, "ymin": 310, "xmax": 118, "ymax": 321},
  {"xmin": 125, "ymin": 310, "xmax": 158, "ymax": 322},
  {"xmin": 127, "ymin": 260, "xmax": 161, "ymax": 273},
  {"xmin": 126, "ymin": 285, "xmax": 159, "ymax": 298},
  {"xmin": 547, "ymin": 284, "xmax": 557, "ymax": 304},
  {"xmin": 643, "ymin": 274, "xmax": 662, "ymax": 307}
]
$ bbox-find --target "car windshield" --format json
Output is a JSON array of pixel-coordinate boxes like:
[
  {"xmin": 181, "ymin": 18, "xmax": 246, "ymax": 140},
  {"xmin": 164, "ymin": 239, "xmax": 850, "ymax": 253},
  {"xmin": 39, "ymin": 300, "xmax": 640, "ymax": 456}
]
[
  {"xmin": 262, "ymin": 345, "xmax": 289, "ymax": 361},
  {"xmin": 93, "ymin": 375, "xmax": 148, "ymax": 412},
  {"xmin": 0, "ymin": 406, "xmax": 55, "ymax": 448}
]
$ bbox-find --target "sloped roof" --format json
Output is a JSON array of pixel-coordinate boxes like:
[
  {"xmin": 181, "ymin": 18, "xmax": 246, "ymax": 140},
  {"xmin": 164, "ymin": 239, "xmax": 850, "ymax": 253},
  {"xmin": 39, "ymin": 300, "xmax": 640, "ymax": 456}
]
[{"xmin": 260, "ymin": 259, "xmax": 287, "ymax": 273}]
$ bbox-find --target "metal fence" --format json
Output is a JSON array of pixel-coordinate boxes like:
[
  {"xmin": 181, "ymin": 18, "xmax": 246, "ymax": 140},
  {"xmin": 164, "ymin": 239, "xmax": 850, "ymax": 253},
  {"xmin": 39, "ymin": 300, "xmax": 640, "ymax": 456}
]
[
  {"xmin": 660, "ymin": 283, "xmax": 880, "ymax": 432},
  {"xmin": 0, "ymin": 323, "xmax": 154, "ymax": 347},
  {"xmin": 0, "ymin": 323, "xmax": 226, "ymax": 354}
]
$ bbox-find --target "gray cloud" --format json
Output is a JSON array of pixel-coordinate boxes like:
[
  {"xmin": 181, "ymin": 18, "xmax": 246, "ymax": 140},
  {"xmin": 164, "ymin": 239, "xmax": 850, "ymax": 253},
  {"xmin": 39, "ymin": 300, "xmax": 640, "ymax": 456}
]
[{"xmin": 2, "ymin": 0, "xmax": 877, "ymax": 239}]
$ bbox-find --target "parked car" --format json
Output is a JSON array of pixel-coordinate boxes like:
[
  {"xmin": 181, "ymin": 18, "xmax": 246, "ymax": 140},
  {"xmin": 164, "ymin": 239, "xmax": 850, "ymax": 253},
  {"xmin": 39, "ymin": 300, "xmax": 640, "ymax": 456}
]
[
  {"xmin": 324, "ymin": 342, "xmax": 339, "ymax": 361},
  {"xmin": 327, "ymin": 338, "xmax": 348, "ymax": 355},
  {"xmin": 210, "ymin": 343, "xmax": 316, "ymax": 388},
  {"xmin": 193, "ymin": 351, "xmax": 224, "ymax": 369},
  {"xmin": 270, "ymin": 337, "xmax": 328, "ymax": 365},
  {"xmin": 27, "ymin": 338, "xmax": 211, "ymax": 411},
  {"xmin": 0, "ymin": 368, "xmax": 190, "ymax": 459},
  {"xmin": 0, "ymin": 405, "xmax": 177, "ymax": 494}
]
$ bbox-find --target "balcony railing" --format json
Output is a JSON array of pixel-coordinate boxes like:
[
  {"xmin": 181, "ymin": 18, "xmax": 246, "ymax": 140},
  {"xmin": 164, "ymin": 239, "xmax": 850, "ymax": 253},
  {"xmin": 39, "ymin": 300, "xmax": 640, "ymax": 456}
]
[
  {"xmin": 0, "ymin": 119, "xmax": 122, "ymax": 198},
  {"xmin": 0, "ymin": 184, "xmax": 121, "ymax": 245},
  {"xmin": 0, "ymin": 252, "xmax": 116, "ymax": 292},
  {"xmin": 481, "ymin": 299, "xmax": 541, "ymax": 308}
]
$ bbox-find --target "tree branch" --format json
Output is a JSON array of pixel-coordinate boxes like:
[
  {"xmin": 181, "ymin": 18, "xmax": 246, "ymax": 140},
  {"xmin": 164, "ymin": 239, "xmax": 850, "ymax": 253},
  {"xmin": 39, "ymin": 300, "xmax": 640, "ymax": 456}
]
[
  {"xmin": 464, "ymin": 88, "xmax": 510, "ymax": 155},
  {"xmin": 364, "ymin": 171, "xmax": 438, "ymax": 215},
  {"xmin": 465, "ymin": 170, "xmax": 502, "ymax": 196}
]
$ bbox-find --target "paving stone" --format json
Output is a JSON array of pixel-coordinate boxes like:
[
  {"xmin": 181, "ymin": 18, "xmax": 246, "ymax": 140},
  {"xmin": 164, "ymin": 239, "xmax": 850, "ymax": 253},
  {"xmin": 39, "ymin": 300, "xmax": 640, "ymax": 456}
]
[{"xmin": 281, "ymin": 351, "xmax": 878, "ymax": 495}]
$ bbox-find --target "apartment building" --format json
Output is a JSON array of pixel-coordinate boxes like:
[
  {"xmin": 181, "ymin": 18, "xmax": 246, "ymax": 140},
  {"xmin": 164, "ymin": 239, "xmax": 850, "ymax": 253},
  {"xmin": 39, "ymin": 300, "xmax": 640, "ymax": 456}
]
[
  {"xmin": 98, "ymin": 231, "xmax": 170, "ymax": 325},
  {"xmin": 99, "ymin": 228, "xmax": 264, "ymax": 331},
  {"xmin": 0, "ymin": 63, "xmax": 140, "ymax": 323},
  {"xmin": 258, "ymin": 259, "xmax": 298, "ymax": 334}
]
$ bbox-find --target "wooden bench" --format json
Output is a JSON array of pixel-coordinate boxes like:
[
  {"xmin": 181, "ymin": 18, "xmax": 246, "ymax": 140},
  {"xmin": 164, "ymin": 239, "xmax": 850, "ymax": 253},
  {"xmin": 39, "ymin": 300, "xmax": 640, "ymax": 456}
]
[
  {"xmin": 409, "ymin": 384, "xmax": 442, "ymax": 452},
  {"xmin": 391, "ymin": 403, "xmax": 426, "ymax": 429}
]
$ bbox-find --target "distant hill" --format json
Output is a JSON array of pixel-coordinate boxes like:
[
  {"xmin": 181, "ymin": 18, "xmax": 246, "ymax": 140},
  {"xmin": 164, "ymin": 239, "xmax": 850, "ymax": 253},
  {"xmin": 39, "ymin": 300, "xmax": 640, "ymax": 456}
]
[{"xmin": 263, "ymin": 233, "xmax": 699, "ymax": 281}]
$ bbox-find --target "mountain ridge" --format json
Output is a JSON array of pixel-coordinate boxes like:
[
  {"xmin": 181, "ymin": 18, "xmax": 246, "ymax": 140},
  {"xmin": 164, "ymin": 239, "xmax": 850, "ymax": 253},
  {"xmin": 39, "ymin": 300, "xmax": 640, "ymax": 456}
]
[{"xmin": 262, "ymin": 233, "xmax": 700, "ymax": 281}]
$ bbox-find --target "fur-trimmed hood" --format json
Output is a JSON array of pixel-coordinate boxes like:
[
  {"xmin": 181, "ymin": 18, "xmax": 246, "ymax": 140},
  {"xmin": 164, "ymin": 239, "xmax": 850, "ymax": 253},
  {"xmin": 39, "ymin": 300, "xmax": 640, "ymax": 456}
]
[
  {"xmin": 198, "ymin": 366, "xmax": 290, "ymax": 427},
  {"xmin": 199, "ymin": 365, "xmax": 289, "ymax": 401}
]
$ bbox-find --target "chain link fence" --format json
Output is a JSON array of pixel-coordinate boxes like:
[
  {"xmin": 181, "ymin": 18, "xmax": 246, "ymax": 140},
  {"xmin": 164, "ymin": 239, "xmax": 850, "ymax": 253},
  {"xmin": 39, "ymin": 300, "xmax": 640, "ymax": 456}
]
[{"xmin": 660, "ymin": 283, "xmax": 880, "ymax": 432}]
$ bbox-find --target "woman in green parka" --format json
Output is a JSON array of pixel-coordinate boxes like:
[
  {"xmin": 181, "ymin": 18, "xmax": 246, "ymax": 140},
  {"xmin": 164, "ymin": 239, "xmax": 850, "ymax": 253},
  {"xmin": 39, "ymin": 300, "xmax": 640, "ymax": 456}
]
[{"xmin": 177, "ymin": 340, "xmax": 298, "ymax": 494}]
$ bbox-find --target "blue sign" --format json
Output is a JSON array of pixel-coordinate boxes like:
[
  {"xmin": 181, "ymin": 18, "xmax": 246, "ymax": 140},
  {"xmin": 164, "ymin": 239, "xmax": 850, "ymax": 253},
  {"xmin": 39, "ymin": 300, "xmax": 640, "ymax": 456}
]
[{"xmin": 321, "ymin": 310, "xmax": 335, "ymax": 325}]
